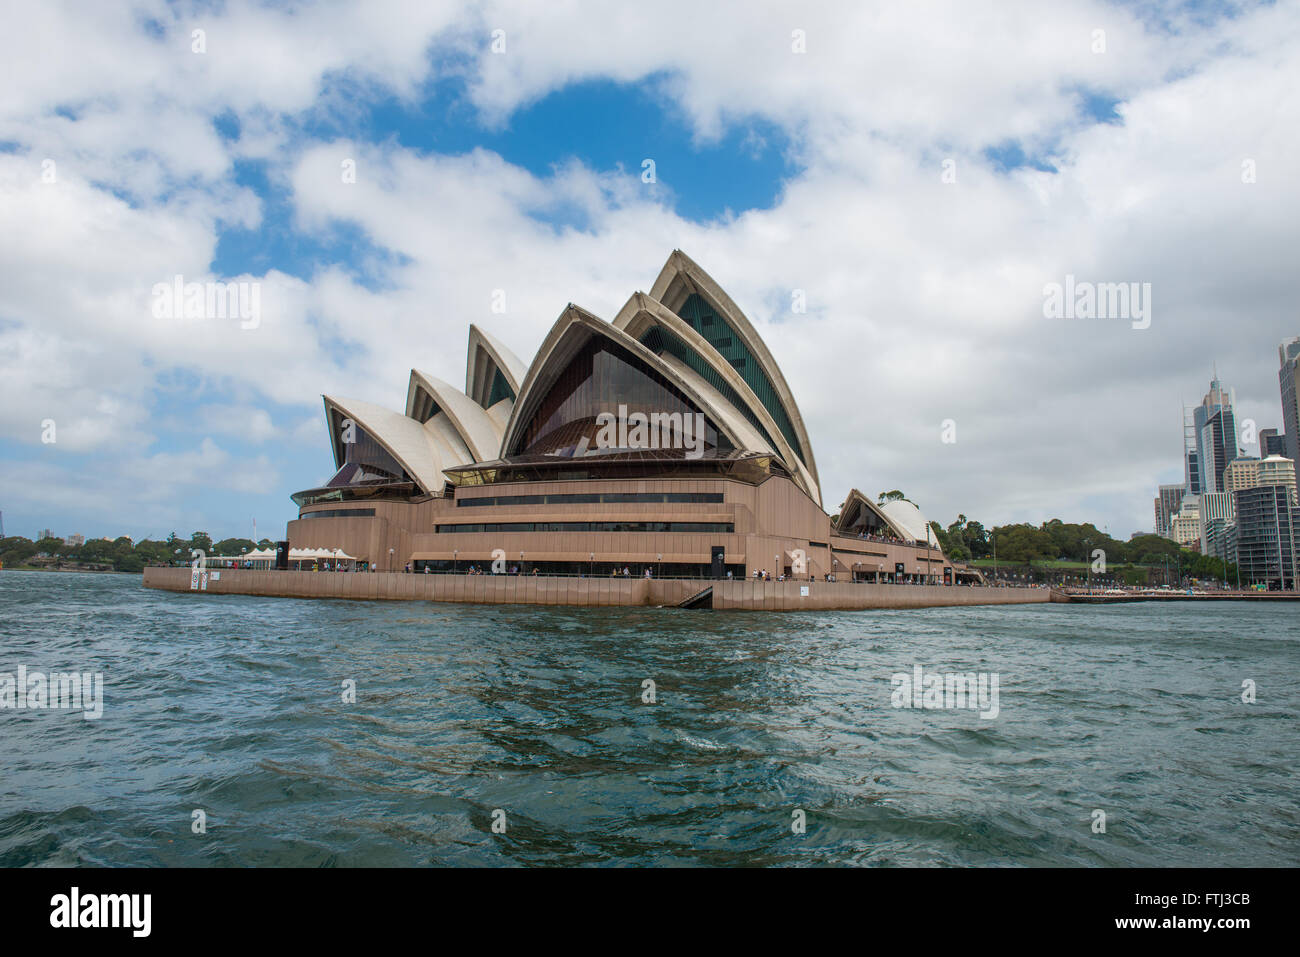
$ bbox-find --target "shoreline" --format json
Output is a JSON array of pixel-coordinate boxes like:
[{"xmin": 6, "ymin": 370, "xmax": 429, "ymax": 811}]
[{"xmin": 141, "ymin": 566, "xmax": 1051, "ymax": 611}]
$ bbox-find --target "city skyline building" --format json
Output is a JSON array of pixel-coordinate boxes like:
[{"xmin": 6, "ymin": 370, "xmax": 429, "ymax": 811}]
[
  {"xmin": 1193, "ymin": 374, "xmax": 1238, "ymax": 495},
  {"xmin": 1198, "ymin": 491, "xmax": 1233, "ymax": 554},
  {"xmin": 1154, "ymin": 483, "xmax": 1184, "ymax": 538},
  {"xmin": 1279, "ymin": 337, "xmax": 1300, "ymax": 465},
  {"xmin": 1182, "ymin": 405, "xmax": 1202, "ymax": 498},
  {"xmin": 1259, "ymin": 427, "xmax": 1286, "ymax": 457},
  {"xmin": 1233, "ymin": 485, "xmax": 1299, "ymax": 589},
  {"xmin": 1169, "ymin": 504, "xmax": 1201, "ymax": 549},
  {"xmin": 1257, "ymin": 455, "xmax": 1298, "ymax": 504}
]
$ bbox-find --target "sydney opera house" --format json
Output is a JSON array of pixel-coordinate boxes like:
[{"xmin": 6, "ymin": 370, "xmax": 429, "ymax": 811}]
[{"xmin": 286, "ymin": 251, "xmax": 954, "ymax": 584}]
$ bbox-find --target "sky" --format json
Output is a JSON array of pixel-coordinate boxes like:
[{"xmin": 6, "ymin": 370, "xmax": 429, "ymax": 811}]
[{"xmin": 1, "ymin": 0, "xmax": 1297, "ymax": 544}]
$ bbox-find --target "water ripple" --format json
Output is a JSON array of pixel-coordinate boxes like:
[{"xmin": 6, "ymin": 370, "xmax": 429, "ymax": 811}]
[{"xmin": 1, "ymin": 570, "xmax": 1297, "ymax": 866}]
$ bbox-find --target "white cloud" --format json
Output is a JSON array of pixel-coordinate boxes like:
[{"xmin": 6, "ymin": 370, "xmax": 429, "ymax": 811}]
[{"xmin": 1, "ymin": 0, "xmax": 1297, "ymax": 539}]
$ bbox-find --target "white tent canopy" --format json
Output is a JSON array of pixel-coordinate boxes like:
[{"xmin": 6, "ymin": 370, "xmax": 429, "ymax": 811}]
[{"xmin": 236, "ymin": 547, "xmax": 360, "ymax": 565}]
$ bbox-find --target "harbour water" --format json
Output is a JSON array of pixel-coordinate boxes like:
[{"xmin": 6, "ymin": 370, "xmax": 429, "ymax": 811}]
[{"xmin": 2, "ymin": 570, "xmax": 1296, "ymax": 866}]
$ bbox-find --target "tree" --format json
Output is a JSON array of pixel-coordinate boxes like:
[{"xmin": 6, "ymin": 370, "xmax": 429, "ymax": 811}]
[
  {"xmin": 133, "ymin": 539, "xmax": 174, "ymax": 566},
  {"xmin": 116, "ymin": 553, "xmax": 144, "ymax": 573},
  {"xmin": 877, "ymin": 490, "xmax": 909, "ymax": 504},
  {"xmin": 213, "ymin": 538, "xmax": 257, "ymax": 556},
  {"xmin": 0, "ymin": 536, "xmax": 38, "ymax": 567},
  {"xmin": 963, "ymin": 521, "xmax": 990, "ymax": 559},
  {"xmin": 994, "ymin": 524, "xmax": 1054, "ymax": 564}
]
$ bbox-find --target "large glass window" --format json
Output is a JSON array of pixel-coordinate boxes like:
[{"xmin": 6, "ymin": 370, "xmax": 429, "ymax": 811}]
[
  {"xmin": 511, "ymin": 337, "xmax": 733, "ymax": 458},
  {"xmin": 675, "ymin": 293, "xmax": 807, "ymax": 464},
  {"xmin": 436, "ymin": 521, "xmax": 735, "ymax": 534},
  {"xmin": 638, "ymin": 325, "xmax": 781, "ymax": 454},
  {"xmin": 329, "ymin": 409, "xmax": 411, "ymax": 484},
  {"xmin": 487, "ymin": 368, "xmax": 515, "ymax": 406},
  {"xmin": 457, "ymin": 491, "xmax": 724, "ymax": 507}
]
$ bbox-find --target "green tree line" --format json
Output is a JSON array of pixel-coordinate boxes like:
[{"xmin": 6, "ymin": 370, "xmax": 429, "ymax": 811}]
[
  {"xmin": 930, "ymin": 516, "xmax": 1238, "ymax": 584},
  {"xmin": 0, "ymin": 533, "xmax": 275, "ymax": 573}
]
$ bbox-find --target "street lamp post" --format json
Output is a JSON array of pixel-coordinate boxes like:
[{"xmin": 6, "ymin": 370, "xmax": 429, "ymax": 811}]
[
  {"xmin": 453, "ymin": 549, "xmax": 458, "ymax": 574},
  {"xmin": 388, "ymin": 547, "xmax": 394, "ymax": 572},
  {"xmin": 589, "ymin": 552, "xmax": 594, "ymax": 578},
  {"xmin": 991, "ymin": 530, "xmax": 997, "ymax": 585},
  {"xmin": 657, "ymin": 553, "xmax": 662, "ymax": 579},
  {"xmin": 1083, "ymin": 538, "xmax": 1092, "ymax": 595}
]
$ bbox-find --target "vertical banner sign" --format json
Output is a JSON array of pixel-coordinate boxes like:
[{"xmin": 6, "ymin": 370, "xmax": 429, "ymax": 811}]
[
  {"xmin": 190, "ymin": 568, "xmax": 200, "ymax": 590},
  {"xmin": 944, "ymin": 567, "xmax": 952, "ymax": 585},
  {"xmin": 200, "ymin": 572, "xmax": 209, "ymax": 591}
]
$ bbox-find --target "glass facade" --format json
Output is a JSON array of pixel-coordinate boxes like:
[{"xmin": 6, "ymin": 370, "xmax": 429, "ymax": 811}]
[
  {"xmin": 1233, "ymin": 485, "xmax": 1300, "ymax": 588},
  {"xmin": 638, "ymin": 324, "xmax": 782, "ymax": 455},
  {"xmin": 298, "ymin": 508, "xmax": 377, "ymax": 520},
  {"xmin": 444, "ymin": 453, "xmax": 780, "ymax": 488},
  {"xmin": 330, "ymin": 409, "xmax": 412, "ymax": 482},
  {"xmin": 487, "ymin": 367, "xmax": 515, "ymax": 406},
  {"xmin": 413, "ymin": 559, "xmax": 746, "ymax": 579},
  {"xmin": 509, "ymin": 336, "xmax": 732, "ymax": 458},
  {"xmin": 409, "ymin": 386, "xmax": 442, "ymax": 424},
  {"xmin": 436, "ymin": 521, "xmax": 735, "ymax": 534},
  {"xmin": 835, "ymin": 497, "xmax": 902, "ymax": 540},
  {"xmin": 457, "ymin": 492, "xmax": 724, "ymax": 507},
  {"xmin": 675, "ymin": 293, "xmax": 807, "ymax": 464},
  {"xmin": 290, "ymin": 412, "xmax": 419, "ymax": 507}
]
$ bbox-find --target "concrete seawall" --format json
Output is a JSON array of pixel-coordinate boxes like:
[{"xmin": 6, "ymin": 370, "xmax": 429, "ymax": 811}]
[{"xmin": 142, "ymin": 567, "xmax": 1051, "ymax": 611}]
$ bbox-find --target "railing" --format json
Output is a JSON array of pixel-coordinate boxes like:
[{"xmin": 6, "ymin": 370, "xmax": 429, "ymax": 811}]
[{"xmin": 152, "ymin": 563, "xmax": 991, "ymax": 586}]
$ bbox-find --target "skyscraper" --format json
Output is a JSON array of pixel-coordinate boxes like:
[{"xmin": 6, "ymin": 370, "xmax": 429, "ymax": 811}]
[
  {"xmin": 1154, "ymin": 483, "xmax": 1184, "ymax": 538},
  {"xmin": 1194, "ymin": 373, "xmax": 1238, "ymax": 495},
  {"xmin": 1199, "ymin": 491, "xmax": 1233, "ymax": 553},
  {"xmin": 1259, "ymin": 428, "xmax": 1286, "ymax": 457},
  {"xmin": 1233, "ymin": 485, "xmax": 1300, "ymax": 589},
  {"xmin": 1183, "ymin": 406, "xmax": 1201, "ymax": 496},
  {"xmin": 1281, "ymin": 338, "xmax": 1300, "ymax": 466},
  {"xmin": 1199, "ymin": 408, "xmax": 1239, "ymax": 494}
]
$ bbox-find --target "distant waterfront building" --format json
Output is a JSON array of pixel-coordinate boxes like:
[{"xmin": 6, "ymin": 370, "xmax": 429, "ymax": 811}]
[
  {"xmin": 1223, "ymin": 455, "xmax": 1297, "ymax": 505},
  {"xmin": 1154, "ymin": 483, "xmax": 1184, "ymax": 538},
  {"xmin": 1169, "ymin": 505, "xmax": 1201, "ymax": 550},
  {"xmin": 1232, "ymin": 485, "xmax": 1300, "ymax": 589},
  {"xmin": 63, "ymin": 533, "xmax": 85, "ymax": 547},
  {"xmin": 1199, "ymin": 409, "xmax": 1239, "ymax": 494},
  {"xmin": 1280, "ymin": 338, "xmax": 1300, "ymax": 465},
  {"xmin": 1258, "ymin": 455, "xmax": 1298, "ymax": 504},
  {"xmin": 1193, "ymin": 375, "xmax": 1238, "ymax": 494},
  {"xmin": 1203, "ymin": 517, "xmax": 1236, "ymax": 563},
  {"xmin": 1199, "ymin": 491, "xmax": 1232, "ymax": 553},
  {"xmin": 1182, "ymin": 406, "xmax": 1201, "ymax": 497},
  {"xmin": 1223, "ymin": 457, "xmax": 1262, "ymax": 494},
  {"xmin": 38, "ymin": 528, "xmax": 54, "ymax": 542},
  {"xmin": 1258, "ymin": 428, "xmax": 1286, "ymax": 457}
]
